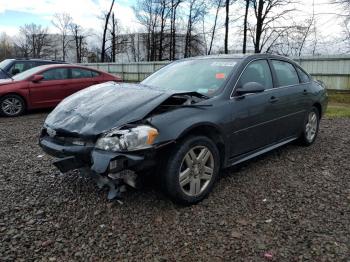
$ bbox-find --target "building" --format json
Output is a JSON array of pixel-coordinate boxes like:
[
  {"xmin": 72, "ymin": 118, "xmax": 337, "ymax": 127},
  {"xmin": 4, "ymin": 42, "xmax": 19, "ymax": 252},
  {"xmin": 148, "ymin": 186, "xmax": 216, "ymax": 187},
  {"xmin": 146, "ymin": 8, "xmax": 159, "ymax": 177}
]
[{"xmin": 113, "ymin": 32, "xmax": 206, "ymax": 63}]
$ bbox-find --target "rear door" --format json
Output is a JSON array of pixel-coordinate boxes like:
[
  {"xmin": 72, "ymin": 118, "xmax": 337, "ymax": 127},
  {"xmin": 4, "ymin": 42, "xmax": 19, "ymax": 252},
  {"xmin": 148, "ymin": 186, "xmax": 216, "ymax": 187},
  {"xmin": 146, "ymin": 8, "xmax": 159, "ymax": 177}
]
[
  {"xmin": 66, "ymin": 68, "xmax": 101, "ymax": 96},
  {"xmin": 269, "ymin": 59, "xmax": 307, "ymax": 140},
  {"xmin": 29, "ymin": 67, "xmax": 70, "ymax": 108}
]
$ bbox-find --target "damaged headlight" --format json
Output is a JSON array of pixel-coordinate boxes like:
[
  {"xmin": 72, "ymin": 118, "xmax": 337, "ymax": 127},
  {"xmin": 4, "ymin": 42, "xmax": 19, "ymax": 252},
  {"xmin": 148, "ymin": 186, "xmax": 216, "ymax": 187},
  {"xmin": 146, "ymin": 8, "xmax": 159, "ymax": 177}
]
[{"xmin": 95, "ymin": 125, "xmax": 159, "ymax": 152}]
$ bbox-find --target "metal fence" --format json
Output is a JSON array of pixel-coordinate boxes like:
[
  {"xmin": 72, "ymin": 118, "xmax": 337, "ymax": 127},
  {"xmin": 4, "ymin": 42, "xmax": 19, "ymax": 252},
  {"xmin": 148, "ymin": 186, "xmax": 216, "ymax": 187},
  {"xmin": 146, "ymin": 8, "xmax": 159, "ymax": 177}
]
[
  {"xmin": 295, "ymin": 56, "xmax": 350, "ymax": 90},
  {"xmin": 82, "ymin": 55, "xmax": 350, "ymax": 90},
  {"xmin": 82, "ymin": 62, "xmax": 169, "ymax": 83}
]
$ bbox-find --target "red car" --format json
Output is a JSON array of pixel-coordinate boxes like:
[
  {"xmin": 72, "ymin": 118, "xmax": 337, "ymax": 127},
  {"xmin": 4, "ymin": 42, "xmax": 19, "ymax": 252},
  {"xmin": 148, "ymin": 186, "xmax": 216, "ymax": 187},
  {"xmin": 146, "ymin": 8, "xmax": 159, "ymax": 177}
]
[{"xmin": 0, "ymin": 64, "xmax": 121, "ymax": 117}]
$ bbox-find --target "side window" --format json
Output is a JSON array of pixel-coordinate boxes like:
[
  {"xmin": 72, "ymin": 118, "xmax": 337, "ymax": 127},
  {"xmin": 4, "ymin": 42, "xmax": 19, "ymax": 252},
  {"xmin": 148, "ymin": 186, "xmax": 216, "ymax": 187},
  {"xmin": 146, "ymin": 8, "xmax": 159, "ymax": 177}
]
[
  {"xmin": 36, "ymin": 62, "xmax": 50, "ymax": 67},
  {"xmin": 71, "ymin": 68, "xmax": 93, "ymax": 79},
  {"xmin": 9, "ymin": 62, "xmax": 34, "ymax": 75},
  {"xmin": 91, "ymin": 71, "xmax": 100, "ymax": 77},
  {"xmin": 42, "ymin": 68, "xmax": 69, "ymax": 81},
  {"xmin": 238, "ymin": 60, "xmax": 273, "ymax": 89},
  {"xmin": 271, "ymin": 60, "xmax": 299, "ymax": 87},
  {"xmin": 296, "ymin": 67, "xmax": 310, "ymax": 83}
]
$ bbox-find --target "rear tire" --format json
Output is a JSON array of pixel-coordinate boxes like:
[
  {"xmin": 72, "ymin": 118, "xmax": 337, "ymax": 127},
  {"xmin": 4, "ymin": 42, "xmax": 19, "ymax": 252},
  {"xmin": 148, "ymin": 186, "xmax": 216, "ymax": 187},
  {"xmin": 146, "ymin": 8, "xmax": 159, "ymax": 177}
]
[
  {"xmin": 299, "ymin": 106, "xmax": 320, "ymax": 146},
  {"xmin": 162, "ymin": 136, "xmax": 220, "ymax": 205},
  {"xmin": 0, "ymin": 94, "xmax": 26, "ymax": 117}
]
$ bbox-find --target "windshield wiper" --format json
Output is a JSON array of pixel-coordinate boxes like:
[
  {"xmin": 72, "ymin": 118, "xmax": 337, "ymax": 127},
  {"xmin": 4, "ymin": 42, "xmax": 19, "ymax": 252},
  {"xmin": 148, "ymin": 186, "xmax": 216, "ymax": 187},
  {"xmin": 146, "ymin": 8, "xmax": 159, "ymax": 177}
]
[{"xmin": 181, "ymin": 103, "xmax": 212, "ymax": 108}]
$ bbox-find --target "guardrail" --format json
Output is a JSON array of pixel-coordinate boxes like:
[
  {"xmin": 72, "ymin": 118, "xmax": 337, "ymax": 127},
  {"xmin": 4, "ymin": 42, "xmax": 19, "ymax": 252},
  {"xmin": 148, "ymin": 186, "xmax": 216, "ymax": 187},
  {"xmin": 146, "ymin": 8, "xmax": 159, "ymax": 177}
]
[{"xmin": 82, "ymin": 55, "xmax": 350, "ymax": 90}]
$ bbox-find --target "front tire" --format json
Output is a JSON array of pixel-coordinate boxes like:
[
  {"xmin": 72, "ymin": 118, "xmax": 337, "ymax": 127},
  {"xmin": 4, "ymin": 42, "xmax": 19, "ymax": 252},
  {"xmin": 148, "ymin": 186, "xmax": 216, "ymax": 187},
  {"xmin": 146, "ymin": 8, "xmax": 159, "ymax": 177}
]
[
  {"xmin": 299, "ymin": 106, "xmax": 320, "ymax": 146},
  {"xmin": 162, "ymin": 136, "xmax": 220, "ymax": 205},
  {"xmin": 0, "ymin": 95, "xmax": 26, "ymax": 117}
]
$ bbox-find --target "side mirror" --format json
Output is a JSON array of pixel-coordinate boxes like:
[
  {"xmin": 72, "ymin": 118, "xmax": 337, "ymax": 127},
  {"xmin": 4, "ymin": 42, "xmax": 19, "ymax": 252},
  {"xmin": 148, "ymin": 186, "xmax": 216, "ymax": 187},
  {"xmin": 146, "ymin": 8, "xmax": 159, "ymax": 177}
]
[
  {"xmin": 11, "ymin": 68, "xmax": 20, "ymax": 75},
  {"xmin": 236, "ymin": 82, "xmax": 265, "ymax": 95},
  {"xmin": 32, "ymin": 75, "xmax": 44, "ymax": 83}
]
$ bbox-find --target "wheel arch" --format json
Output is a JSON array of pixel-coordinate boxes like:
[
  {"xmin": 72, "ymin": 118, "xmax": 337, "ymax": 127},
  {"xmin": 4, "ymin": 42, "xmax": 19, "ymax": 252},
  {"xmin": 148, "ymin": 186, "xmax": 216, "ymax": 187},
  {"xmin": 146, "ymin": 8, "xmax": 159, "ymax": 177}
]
[
  {"xmin": 1, "ymin": 92, "xmax": 28, "ymax": 108},
  {"xmin": 312, "ymin": 102, "xmax": 322, "ymax": 118},
  {"xmin": 177, "ymin": 123, "xmax": 227, "ymax": 168}
]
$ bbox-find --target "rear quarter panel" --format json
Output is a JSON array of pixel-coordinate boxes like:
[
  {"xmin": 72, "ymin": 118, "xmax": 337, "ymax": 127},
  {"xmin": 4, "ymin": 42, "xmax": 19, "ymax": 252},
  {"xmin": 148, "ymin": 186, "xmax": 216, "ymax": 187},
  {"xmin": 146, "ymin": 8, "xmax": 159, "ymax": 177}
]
[{"xmin": 309, "ymin": 80, "xmax": 328, "ymax": 117}]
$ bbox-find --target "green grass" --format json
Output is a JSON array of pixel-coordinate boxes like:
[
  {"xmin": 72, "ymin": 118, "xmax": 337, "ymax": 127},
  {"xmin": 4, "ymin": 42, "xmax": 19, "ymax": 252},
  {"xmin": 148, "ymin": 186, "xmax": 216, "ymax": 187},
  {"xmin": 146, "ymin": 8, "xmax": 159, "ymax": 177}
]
[
  {"xmin": 325, "ymin": 90, "xmax": 350, "ymax": 118},
  {"xmin": 326, "ymin": 103, "xmax": 350, "ymax": 118},
  {"xmin": 327, "ymin": 90, "xmax": 350, "ymax": 104}
]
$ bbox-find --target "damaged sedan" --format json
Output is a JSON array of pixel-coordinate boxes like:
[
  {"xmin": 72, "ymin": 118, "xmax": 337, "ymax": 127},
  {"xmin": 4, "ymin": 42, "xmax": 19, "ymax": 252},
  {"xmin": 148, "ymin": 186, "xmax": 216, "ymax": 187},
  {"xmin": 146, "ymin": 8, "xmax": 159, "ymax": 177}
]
[{"xmin": 39, "ymin": 54, "xmax": 328, "ymax": 204}]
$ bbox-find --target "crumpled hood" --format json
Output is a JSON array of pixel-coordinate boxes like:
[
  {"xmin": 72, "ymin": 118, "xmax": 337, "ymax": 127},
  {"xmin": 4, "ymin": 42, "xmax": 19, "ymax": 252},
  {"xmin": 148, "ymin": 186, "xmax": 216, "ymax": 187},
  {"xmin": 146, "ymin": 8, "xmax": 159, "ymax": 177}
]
[{"xmin": 45, "ymin": 82, "xmax": 180, "ymax": 137}]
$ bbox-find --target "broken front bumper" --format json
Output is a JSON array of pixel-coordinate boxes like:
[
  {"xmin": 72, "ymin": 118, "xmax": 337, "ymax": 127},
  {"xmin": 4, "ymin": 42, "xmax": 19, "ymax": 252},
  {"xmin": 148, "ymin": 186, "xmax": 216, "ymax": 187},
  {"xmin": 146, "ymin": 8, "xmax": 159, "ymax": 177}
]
[{"xmin": 39, "ymin": 136, "xmax": 156, "ymax": 174}]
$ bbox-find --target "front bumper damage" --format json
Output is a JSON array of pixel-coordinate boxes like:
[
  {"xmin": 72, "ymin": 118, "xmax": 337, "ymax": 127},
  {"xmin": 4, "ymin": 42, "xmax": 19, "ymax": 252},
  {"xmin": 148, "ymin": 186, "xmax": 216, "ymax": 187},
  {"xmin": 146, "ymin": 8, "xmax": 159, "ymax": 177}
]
[{"xmin": 39, "ymin": 135, "xmax": 157, "ymax": 200}]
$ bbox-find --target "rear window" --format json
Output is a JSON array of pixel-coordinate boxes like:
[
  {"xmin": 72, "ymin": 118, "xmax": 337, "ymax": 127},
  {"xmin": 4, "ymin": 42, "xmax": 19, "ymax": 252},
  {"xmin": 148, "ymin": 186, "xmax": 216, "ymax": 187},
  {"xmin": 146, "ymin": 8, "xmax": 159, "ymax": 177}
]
[
  {"xmin": 271, "ymin": 60, "xmax": 299, "ymax": 87},
  {"xmin": 9, "ymin": 61, "xmax": 35, "ymax": 74},
  {"xmin": 72, "ymin": 68, "xmax": 93, "ymax": 79},
  {"xmin": 91, "ymin": 71, "xmax": 100, "ymax": 77}
]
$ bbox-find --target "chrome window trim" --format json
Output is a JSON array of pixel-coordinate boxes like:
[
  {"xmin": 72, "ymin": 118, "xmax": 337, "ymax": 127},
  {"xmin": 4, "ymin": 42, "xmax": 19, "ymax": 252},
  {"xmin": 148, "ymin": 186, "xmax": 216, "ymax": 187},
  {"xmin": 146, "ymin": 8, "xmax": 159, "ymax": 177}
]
[
  {"xmin": 295, "ymin": 67, "xmax": 312, "ymax": 84},
  {"xmin": 229, "ymin": 58, "xmax": 268, "ymax": 99},
  {"xmin": 232, "ymin": 83, "xmax": 311, "ymax": 99},
  {"xmin": 230, "ymin": 59, "xmax": 311, "ymax": 99}
]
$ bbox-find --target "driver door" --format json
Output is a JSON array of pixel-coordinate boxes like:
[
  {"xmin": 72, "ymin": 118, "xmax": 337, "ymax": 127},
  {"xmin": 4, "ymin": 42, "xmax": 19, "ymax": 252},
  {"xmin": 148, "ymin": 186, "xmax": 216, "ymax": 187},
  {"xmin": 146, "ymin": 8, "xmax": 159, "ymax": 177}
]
[
  {"xmin": 29, "ymin": 68, "xmax": 70, "ymax": 108},
  {"xmin": 228, "ymin": 59, "xmax": 280, "ymax": 157}
]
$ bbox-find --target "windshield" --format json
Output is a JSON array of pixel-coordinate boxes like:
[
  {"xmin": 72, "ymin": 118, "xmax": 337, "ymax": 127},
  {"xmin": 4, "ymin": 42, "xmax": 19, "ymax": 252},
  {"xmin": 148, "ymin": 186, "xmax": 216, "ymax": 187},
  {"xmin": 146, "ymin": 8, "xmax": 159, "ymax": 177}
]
[
  {"xmin": 0, "ymin": 59, "xmax": 13, "ymax": 70},
  {"xmin": 12, "ymin": 66, "xmax": 45, "ymax": 81},
  {"xmin": 142, "ymin": 58, "xmax": 239, "ymax": 96}
]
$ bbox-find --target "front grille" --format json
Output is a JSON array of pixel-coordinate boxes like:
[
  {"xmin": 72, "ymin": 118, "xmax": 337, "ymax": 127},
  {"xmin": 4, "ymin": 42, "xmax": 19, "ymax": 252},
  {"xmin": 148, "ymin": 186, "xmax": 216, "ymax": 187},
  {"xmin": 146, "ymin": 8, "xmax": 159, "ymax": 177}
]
[{"xmin": 42, "ymin": 129, "xmax": 89, "ymax": 146}]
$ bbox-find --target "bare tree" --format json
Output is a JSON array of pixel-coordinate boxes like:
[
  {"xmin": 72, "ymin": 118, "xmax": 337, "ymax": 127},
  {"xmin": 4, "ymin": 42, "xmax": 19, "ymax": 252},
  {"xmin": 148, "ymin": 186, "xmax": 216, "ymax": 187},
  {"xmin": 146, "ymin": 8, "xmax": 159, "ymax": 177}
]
[
  {"xmin": 134, "ymin": 0, "xmax": 156, "ymax": 61},
  {"xmin": 224, "ymin": 0, "xmax": 230, "ymax": 54},
  {"xmin": 158, "ymin": 0, "xmax": 171, "ymax": 60},
  {"xmin": 101, "ymin": 0, "xmax": 115, "ymax": 62},
  {"xmin": 17, "ymin": 23, "xmax": 52, "ymax": 58},
  {"xmin": 70, "ymin": 23, "xmax": 87, "ymax": 63},
  {"xmin": 208, "ymin": 0, "xmax": 223, "ymax": 55},
  {"xmin": 332, "ymin": 0, "xmax": 350, "ymax": 7},
  {"xmin": 109, "ymin": 12, "xmax": 123, "ymax": 62},
  {"xmin": 169, "ymin": 0, "xmax": 183, "ymax": 60},
  {"xmin": 332, "ymin": 0, "xmax": 350, "ymax": 52},
  {"xmin": 0, "ymin": 33, "xmax": 14, "ymax": 60},
  {"xmin": 249, "ymin": 0, "xmax": 297, "ymax": 53},
  {"xmin": 242, "ymin": 0, "xmax": 250, "ymax": 53},
  {"xmin": 266, "ymin": 21, "xmax": 314, "ymax": 56},
  {"xmin": 184, "ymin": 0, "xmax": 207, "ymax": 57},
  {"xmin": 52, "ymin": 13, "xmax": 73, "ymax": 61}
]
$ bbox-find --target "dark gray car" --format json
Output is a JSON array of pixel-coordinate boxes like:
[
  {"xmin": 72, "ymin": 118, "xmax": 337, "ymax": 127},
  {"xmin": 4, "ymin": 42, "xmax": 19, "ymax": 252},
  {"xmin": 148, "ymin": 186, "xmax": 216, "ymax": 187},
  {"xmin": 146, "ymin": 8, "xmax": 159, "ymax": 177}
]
[
  {"xmin": 39, "ymin": 54, "xmax": 328, "ymax": 205},
  {"xmin": 0, "ymin": 59, "xmax": 67, "ymax": 79}
]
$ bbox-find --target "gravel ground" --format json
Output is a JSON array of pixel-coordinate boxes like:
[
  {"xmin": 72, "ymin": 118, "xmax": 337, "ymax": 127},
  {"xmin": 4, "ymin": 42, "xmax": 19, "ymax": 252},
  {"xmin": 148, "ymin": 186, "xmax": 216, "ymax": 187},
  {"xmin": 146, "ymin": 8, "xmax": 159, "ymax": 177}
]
[{"xmin": 0, "ymin": 112, "xmax": 349, "ymax": 261}]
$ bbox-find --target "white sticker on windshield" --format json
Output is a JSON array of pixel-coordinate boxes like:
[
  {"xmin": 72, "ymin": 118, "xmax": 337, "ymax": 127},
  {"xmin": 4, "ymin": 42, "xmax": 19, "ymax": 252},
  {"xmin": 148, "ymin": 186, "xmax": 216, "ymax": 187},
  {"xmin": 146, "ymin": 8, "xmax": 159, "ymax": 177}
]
[{"xmin": 211, "ymin": 61, "xmax": 237, "ymax": 67}]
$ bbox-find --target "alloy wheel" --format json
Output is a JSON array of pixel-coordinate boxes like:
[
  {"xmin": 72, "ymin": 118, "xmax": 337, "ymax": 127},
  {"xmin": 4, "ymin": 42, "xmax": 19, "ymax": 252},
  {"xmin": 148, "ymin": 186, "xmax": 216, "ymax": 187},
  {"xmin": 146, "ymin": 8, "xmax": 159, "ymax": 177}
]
[
  {"xmin": 305, "ymin": 111, "xmax": 318, "ymax": 142},
  {"xmin": 179, "ymin": 146, "xmax": 214, "ymax": 197},
  {"xmin": 1, "ymin": 97, "xmax": 23, "ymax": 116}
]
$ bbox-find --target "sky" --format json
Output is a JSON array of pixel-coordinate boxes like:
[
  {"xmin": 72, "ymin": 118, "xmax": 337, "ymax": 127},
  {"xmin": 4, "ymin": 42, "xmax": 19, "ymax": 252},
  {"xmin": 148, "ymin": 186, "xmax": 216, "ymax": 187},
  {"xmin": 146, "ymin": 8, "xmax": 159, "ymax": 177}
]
[
  {"xmin": 0, "ymin": 0, "xmax": 347, "ymax": 53},
  {"xmin": 0, "ymin": 0, "xmax": 140, "ymax": 36}
]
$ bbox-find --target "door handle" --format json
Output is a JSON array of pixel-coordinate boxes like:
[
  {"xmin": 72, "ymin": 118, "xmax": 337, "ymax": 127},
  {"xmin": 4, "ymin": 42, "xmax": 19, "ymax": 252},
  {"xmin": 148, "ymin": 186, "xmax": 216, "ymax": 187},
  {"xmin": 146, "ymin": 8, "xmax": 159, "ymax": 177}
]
[{"xmin": 269, "ymin": 96, "xmax": 279, "ymax": 103}]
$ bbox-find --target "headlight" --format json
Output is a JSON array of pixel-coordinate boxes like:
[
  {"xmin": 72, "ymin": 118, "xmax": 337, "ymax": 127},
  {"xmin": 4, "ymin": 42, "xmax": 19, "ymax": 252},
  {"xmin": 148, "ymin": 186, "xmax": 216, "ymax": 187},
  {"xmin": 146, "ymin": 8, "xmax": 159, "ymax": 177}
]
[{"xmin": 95, "ymin": 125, "xmax": 159, "ymax": 152}]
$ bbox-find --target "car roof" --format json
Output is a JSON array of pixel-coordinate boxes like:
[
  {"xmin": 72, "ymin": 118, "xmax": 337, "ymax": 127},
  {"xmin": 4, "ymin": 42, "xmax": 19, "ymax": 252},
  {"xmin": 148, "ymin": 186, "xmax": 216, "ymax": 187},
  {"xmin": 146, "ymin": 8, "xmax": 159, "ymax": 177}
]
[
  {"xmin": 10, "ymin": 58, "xmax": 67, "ymax": 63},
  {"xmin": 184, "ymin": 53, "xmax": 296, "ymax": 64},
  {"xmin": 32, "ymin": 64, "xmax": 103, "ymax": 72},
  {"xmin": 189, "ymin": 54, "xmax": 250, "ymax": 60}
]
